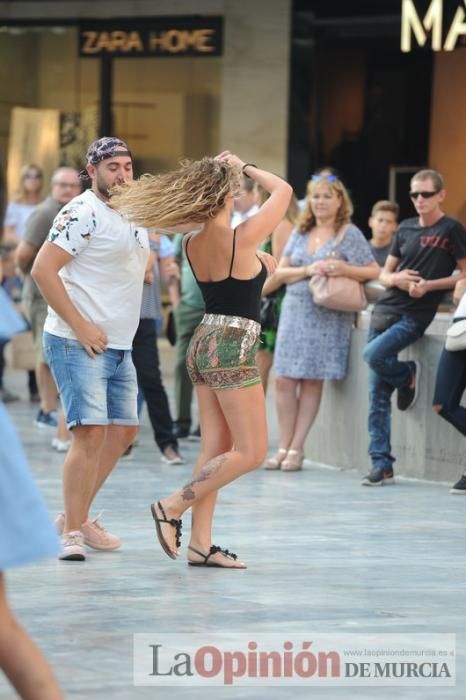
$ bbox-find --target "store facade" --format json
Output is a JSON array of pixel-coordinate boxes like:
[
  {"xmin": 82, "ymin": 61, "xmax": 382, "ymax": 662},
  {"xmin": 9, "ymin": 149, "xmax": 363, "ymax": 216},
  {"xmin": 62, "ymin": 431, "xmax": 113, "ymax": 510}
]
[
  {"xmin": 1, "ymin": 0, "xmax": 465, "ymax": 229},
  {"xmin": 289, "ymin": 0, "xmax": 466, "ymax": 228},
  {"xmin": 0, "ymin": 0, "xmax": 291, "ymax": 194}
]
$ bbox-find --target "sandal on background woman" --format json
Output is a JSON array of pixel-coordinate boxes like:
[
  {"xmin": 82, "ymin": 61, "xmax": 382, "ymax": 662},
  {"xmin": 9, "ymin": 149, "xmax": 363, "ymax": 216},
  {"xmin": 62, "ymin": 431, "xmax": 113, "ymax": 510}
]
[
  {"xmin": 264, "ymin": 447, "xmax": 288, "ymax": 470},
  {"xmin": 281, "ymin": 449, "xmax": 304, "ymax": 472}
]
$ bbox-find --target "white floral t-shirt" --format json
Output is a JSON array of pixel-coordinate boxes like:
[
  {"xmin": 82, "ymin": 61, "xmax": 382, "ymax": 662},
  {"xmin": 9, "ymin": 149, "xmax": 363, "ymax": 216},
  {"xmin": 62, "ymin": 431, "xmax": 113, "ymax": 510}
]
[{"xmin": 44, "ymin": 189, "xmax": 149, "ymax": 349}]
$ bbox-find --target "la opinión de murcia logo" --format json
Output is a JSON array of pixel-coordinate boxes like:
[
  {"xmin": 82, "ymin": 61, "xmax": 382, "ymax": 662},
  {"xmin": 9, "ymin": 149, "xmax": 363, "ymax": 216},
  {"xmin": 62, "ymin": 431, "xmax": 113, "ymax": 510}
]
[{"xmin": 132, "ymin": 635, "xmax": 456, "ymax": 687}]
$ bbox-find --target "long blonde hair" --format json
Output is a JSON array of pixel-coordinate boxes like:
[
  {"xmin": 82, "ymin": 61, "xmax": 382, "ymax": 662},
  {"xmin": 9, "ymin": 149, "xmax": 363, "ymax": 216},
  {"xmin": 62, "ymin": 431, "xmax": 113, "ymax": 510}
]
[
  {"xmin": 111, "ymin": 158, "xmax": 242, "ymax": 229},
  {"xmin": 298, "ymin": 177, "xmax": 353, "ymax": 234}
]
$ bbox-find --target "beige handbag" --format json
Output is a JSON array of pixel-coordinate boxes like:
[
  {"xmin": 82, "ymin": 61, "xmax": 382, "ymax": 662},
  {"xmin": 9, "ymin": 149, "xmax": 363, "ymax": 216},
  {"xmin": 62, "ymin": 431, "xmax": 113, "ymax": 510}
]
[
  {"xmin": 308, "ymin": 226, "xmax": 368, "ymax": 313},
  {"xmin": 309, "ymin": 274, "xmax": 368, "ymax": 312},
  {"xmin": 445, "ymin": 320, "xmax": 466, "ymax": 351}
]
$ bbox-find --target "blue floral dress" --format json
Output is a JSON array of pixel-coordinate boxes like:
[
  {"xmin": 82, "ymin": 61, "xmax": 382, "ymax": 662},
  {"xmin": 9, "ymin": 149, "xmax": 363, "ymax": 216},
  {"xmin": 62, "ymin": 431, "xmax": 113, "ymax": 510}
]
[{"xmin": 273, "ymin": 224, "xmax": 375, "ymax": 380}]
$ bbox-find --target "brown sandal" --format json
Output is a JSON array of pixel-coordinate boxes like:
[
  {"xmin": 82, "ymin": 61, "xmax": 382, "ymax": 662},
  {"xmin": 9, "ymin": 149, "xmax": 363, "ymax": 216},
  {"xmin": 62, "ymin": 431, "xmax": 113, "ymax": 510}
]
[{"xmin": 150, "ymin": 501, "xmax": 182, "ymax": 560}]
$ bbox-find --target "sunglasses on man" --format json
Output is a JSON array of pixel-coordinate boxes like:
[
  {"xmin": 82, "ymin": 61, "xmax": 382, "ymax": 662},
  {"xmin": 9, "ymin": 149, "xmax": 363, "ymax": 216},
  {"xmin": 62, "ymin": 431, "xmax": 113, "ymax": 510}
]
[{"xmin": 409, "ymin": 190, "xmax": 439, "ymax": 200}]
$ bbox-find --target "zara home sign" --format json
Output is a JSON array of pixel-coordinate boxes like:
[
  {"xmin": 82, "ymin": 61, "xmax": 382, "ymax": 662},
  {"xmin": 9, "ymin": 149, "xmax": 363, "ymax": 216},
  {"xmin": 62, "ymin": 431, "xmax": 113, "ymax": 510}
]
[
  {"xmin": 79, "ymin": 16, "xmax": 223, "ymax": 57},
  {"xmin": 401, "ymin": 0, "xmax": 466, "ymax": 51}
]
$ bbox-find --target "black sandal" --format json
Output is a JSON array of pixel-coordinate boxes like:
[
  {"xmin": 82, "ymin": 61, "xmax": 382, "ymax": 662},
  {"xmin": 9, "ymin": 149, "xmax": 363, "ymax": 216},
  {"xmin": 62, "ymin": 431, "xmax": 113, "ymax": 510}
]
[
  {"xmin": 187, "ymin": 545, "xmax": 246, "ymax": 569},
  {"xmin": 150, "ymin": 501, "xmax": 182, "ymax": 560}
]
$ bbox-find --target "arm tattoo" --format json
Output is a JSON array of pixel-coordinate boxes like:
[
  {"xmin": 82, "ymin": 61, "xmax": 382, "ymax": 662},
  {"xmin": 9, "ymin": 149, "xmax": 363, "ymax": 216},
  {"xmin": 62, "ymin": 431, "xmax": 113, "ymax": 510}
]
[{"xmin": 181, "ymin": 454, "xmax": 227, "ymax": 502}]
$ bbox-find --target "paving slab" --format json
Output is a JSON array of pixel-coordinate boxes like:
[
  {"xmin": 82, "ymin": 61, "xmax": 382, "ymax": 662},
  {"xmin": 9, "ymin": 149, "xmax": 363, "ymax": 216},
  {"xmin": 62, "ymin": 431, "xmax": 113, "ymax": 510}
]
[{"xmin": 1, "ymin": 344, "xmax": 465, "ymax": 699}]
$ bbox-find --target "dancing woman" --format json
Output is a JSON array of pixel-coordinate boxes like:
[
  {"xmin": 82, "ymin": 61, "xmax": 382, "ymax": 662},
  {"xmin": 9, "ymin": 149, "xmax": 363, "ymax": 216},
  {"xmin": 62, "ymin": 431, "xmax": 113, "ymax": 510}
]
[{"xmin": 112, "ymin": 153, "xmax": 292, "ymax": 568}]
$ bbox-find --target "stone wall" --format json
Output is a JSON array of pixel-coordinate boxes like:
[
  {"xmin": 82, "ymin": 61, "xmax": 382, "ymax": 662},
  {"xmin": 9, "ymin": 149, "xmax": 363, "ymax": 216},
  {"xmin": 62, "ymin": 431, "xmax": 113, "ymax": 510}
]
[{"xmin": 305, "ymin": 311, "xmax": 462, "ymax": 483}]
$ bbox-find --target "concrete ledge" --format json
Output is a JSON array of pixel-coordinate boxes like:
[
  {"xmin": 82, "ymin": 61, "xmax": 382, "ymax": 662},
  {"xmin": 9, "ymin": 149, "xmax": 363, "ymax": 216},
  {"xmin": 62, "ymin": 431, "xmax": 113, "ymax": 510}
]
[{"xmin": 304, "ymin": 310, "xmax": 463, "ymax": 483}]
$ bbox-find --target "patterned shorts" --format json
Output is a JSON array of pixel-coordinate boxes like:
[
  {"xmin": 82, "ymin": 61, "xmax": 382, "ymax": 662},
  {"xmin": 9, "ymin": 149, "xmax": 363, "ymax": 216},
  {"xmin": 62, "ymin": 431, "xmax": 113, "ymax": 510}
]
[{"xmin": 187, "ymin": 314, "xmax": 261, "ymax": 391}]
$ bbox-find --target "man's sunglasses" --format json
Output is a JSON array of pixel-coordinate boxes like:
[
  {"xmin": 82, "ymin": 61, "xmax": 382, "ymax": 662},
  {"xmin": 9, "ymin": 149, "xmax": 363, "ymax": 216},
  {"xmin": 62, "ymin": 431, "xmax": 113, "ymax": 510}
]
[
  {"xmin": 311, "ymin": 174, "xmax": 338, "ymax": 183},
  {"xmin": 409, "ymin": 190, "xmax": 439, "ymax": 200}
]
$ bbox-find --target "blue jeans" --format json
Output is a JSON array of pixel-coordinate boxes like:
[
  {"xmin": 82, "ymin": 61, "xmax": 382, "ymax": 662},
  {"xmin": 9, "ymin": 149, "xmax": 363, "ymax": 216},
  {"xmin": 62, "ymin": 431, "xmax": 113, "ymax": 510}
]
[
  {"xmin": 363, "ymin": 315, "xmax": 426, "ymax": 470},
  {"xmin": 43, "ymin": 332, "xmax": 138, "ymax": 430},
  {"xmin": 433, "ymin": 344, "xmax": 466, "ymax": 437}
]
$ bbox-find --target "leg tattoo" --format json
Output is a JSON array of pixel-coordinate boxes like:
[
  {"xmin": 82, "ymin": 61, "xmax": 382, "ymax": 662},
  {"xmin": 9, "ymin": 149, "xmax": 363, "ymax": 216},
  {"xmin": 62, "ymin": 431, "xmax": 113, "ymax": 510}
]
[{"xmin": 181, "ymin": 454, "xmax": 227, "ymax": 502}]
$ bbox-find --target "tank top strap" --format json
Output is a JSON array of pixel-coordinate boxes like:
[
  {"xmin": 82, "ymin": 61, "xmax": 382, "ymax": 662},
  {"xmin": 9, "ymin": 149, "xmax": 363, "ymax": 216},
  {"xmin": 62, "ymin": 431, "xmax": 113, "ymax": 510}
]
[
  {"xmin": 228, "ymin": 228, "xmax": 237, "ymax": 278},
  {"xmin": 184, "ymin": 233, "xmax": 198, "ymax": 281}
]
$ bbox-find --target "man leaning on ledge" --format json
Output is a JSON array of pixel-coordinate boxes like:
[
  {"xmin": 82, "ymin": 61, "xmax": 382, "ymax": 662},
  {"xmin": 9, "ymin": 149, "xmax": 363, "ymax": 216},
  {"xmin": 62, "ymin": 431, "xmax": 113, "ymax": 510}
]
[{"xmin": 362, "ymin": 169, "xmax": 466, "ymax": 487}]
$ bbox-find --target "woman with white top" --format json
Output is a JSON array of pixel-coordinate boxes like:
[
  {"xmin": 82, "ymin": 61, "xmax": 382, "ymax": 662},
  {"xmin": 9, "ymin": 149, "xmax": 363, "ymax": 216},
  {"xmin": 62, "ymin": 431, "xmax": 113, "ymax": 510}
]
[{"xmin": 3, "ymin": 164, "xmax": 43, "ymax": 245}]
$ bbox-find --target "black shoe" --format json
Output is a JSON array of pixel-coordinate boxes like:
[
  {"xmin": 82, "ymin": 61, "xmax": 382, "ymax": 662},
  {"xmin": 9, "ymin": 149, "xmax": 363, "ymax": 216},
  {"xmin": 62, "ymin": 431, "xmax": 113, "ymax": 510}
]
[
  {"xmin": 188, "ymin": 425, "xmax": 201, "ymax": 441},
  {"xmin": 450, "ymin": 475, "xmax": 466, "ymax": 494},
  {"xmin": 161, "ymin": 446, "xmax": 185, "ymax": 465},
  {"xmin": 397, "ymin": 360, "xmax": 421, "ymax": 411},
  {"xmin": 361, "ymin": 467, "xmax": 394, "ymax": 486},
  {"xmin": 173, "ymin": 423, "xmax": 190, "ymax": 439},
  {"xmin": 121, "ymin": 443, "xmax": 133, "ymax": 458}
]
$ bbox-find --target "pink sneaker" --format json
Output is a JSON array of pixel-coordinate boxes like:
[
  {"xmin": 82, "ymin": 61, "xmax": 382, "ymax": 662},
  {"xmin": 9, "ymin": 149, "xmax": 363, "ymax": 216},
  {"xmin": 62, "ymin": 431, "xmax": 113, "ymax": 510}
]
[
  {"xmin": 55, "ymin": 512, "xmax": 121, "ymax": 551},
  {"xmin": 80, "ymin": 516, "xmax": 121, "ymax": 551},
  {"xmin": 59, "ymin": 531, "xmax": 85, "ymax": 561}
]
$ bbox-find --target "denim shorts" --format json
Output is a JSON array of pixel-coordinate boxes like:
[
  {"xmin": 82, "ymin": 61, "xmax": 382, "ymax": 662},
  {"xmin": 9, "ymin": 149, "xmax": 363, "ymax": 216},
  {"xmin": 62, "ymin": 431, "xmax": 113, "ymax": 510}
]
[
  {"xmin": 186, "ymin": 314, "xmax": 261, "ymax": 390},
  {"xmin": 43, "ymin": 332, "xmax": 138, "ymax": 430}
]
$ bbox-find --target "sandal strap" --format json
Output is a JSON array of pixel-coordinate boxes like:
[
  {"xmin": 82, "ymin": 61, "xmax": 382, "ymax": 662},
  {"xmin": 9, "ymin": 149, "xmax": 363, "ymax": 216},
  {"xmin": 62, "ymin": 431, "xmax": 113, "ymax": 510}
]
[
  {"xmin": 188, "ymin": 544, "xmax": 238, "ymax": 563},
  {"xmin": 187, "ymin": 545, "xmax": 208, "ymax": 562},
  {"xmin": 206, "ymin": 545, "xmax": 237, "ymax": 562},
  {"xmin": 156, "ymin": 501, "xmax": 182, "ymax": 548}
]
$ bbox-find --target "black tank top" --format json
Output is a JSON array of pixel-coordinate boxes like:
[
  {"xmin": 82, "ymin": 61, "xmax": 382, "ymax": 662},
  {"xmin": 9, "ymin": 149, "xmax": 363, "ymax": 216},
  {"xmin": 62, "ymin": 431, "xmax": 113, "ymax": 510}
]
[{"xmin": 185, "ymin": 230, "xmax": 267, "ymax": 323}]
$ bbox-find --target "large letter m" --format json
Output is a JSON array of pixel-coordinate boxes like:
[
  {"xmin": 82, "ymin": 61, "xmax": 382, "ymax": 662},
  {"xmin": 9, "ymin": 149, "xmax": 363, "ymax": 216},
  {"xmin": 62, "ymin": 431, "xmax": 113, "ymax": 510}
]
[{"xmin": 401, "ymin": 0, "xmax": 443, "ymax": 52}]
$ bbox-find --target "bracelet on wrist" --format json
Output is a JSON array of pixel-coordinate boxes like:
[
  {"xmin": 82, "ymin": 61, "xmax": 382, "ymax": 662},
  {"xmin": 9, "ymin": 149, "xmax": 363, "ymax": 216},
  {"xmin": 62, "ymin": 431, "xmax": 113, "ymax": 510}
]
[{"xmin": 242, "ymin": 162, "xmax": 258, "ymax": 176}]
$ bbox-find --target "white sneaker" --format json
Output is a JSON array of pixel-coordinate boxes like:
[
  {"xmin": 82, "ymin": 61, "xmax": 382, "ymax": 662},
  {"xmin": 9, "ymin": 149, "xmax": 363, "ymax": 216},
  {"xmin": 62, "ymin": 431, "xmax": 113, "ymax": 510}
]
[
  {"xmin": 59, "ymin": 531, "xmax": 85, "ymax": 561},
  {"xmin": 51, "ymin": 437, "xmax": 71, "ymax": 452}
]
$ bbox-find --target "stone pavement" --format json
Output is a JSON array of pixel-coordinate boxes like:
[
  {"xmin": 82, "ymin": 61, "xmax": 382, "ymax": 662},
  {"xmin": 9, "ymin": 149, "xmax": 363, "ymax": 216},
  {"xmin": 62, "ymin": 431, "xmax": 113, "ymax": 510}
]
[{"xmin": 1, "ymin": 341, "xmax": 465, "ymax": 699}]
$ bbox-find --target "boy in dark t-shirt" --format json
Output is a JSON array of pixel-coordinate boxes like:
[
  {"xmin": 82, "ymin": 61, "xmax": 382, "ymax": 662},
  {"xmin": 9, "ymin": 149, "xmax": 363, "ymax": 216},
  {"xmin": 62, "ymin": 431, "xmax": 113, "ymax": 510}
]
[
  {"xmin": 362, "ymin": 169, "xmax": 466, "ymax": 486},
  {"xmin": 368, "ymin": 200, "xmax": 399, "ymax": 267}
]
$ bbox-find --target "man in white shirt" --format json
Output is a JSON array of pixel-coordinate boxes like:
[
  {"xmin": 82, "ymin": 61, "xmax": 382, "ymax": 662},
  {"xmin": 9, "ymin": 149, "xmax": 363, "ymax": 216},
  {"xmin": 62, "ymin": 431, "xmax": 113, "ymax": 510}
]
[
  {"xmin": 230, "ymin": 174, "xmax": 259, "ymax": 229},
  {"xmin": 32, "ymin": 137, "xmax": 149, "ymax": 561}
]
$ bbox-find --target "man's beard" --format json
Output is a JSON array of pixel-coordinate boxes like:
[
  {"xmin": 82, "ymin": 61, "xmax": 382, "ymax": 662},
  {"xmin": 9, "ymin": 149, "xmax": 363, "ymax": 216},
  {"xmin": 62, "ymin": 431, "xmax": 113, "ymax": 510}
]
[
  {"xmin": 96, "ymin": 174, "xmax": 125, "ymax": 200},
  {"xmin": 97, "ymin": 183, "xmax": 110, "ymax": 199},
  {"xmin": 96, "ymin": 173, "xmax": 110, "ymax": 200}
]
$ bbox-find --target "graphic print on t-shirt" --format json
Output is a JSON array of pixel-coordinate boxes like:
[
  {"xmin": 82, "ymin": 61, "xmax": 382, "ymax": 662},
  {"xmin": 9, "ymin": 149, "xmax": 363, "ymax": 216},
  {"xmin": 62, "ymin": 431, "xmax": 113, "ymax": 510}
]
[{"xmin": 375, "ymin": 215, "xmax": 466, "ymax": 326}]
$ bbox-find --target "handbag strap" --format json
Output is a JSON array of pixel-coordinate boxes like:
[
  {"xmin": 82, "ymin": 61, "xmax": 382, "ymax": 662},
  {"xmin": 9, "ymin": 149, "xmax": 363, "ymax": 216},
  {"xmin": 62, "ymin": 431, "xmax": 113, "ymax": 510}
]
[{"xmin": 328, "ymin": 224, "xmax": 350, "ymax": 257}]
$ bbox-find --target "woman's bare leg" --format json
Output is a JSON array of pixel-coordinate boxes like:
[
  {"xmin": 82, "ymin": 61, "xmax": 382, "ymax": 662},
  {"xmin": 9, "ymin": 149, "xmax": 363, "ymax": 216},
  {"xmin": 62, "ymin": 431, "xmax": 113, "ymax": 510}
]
[
  {"xmin": 0, "ymin": 574, "xmax": 63, "ymax": 700},
  {"xmin": 289, "ymin": 379, "xmax": 323, "ymax": 451},
  {"xmin": 274, "ymin": 375, "xmax": 300, "ymax": 449},
  {"xmin": 256, "ymin": 349, "xmax": 274, "ymax": 395},
  {"xmin": 188, "ymin": 385, "xmax": 232, "ymax": 556},
  {"xmin": 153, "ymin": 383, "xmax": 268, "ymax": 557},
  {"xmin": 55, "ymin": 410, "xmax": 69, "ymax": 443}
]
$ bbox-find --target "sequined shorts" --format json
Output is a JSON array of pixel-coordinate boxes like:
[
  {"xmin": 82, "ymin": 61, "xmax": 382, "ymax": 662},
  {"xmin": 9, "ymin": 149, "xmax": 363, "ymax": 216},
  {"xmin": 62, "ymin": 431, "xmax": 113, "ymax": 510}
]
[{"xmin": 186, "ymin": 314, "xmax": 261, "ymax": 390}]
